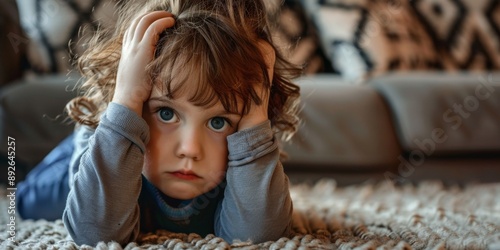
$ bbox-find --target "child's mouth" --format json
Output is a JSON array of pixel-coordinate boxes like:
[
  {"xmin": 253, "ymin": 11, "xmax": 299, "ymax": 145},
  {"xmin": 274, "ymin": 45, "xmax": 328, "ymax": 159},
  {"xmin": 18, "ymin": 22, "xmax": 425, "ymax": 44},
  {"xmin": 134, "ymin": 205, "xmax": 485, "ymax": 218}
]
[{"xmin": 170, "ymin": 171, "xmax": 200, "ymax": 180}]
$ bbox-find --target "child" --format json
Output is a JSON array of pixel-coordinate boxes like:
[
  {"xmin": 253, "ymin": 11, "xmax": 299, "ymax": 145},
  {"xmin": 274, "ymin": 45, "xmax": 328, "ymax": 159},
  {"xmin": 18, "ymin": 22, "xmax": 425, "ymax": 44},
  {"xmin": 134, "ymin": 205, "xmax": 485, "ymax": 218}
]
[{"xmin": 63, "ymin": 0, "xmax": 301, "ymax": 246}]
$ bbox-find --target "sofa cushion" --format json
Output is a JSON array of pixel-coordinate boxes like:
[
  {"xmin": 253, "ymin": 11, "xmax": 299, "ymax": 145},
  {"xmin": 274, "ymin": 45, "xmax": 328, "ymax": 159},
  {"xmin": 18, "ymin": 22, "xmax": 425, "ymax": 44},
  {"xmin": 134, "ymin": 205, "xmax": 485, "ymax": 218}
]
[
  {"xmin": 371, "ymin": 72, "xmax": 500, "ymax": 155},
  {"xmin": 282, "ymin": 75, "xmax": 402, "ymax": 169}
]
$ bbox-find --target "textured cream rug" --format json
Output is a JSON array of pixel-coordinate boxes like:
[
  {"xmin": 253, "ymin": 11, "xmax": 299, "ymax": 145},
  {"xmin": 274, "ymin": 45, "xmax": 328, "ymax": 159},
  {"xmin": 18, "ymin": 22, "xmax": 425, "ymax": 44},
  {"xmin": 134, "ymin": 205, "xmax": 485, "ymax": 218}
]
[{"xmin": 1, "ymin": 179, "xmax": 500, "ymax": 249}]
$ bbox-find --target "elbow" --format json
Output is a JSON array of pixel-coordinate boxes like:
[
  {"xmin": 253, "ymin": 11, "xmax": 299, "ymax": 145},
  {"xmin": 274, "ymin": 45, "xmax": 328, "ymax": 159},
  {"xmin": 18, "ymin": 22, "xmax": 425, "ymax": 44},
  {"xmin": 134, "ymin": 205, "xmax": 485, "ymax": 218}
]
[
  {"xmin": 257, "ymin": 212, "xmax": 293, "ymax": 243},
  {"xmin": 253, "ymin": 221, "xmax": 292, "ymax": 244},
  {"xmin": 219, "ymin": 220, "xmax": 292, "ymax": 244},
  {"xmin": 63, "ymin": 212, "xmax": 98, "ymax": 246},
  {"xmin": 62, "ymin": 210, "xmax": 136, "ymax": 247},
  {"xmin": 62, "ymin": 210, "xmax": 101, "ymax": 246},
  {"xmin": 217, "ymin": 208, "xmax": 293, "ymax": 244}
]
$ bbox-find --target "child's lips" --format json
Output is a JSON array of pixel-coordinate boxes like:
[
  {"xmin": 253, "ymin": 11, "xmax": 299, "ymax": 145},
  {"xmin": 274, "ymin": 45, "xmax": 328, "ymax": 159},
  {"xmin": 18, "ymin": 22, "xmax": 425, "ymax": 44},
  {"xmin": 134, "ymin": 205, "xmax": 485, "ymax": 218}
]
[{"xmin": 169, "ymin": 170, "xmax": 200, "ymax": 180}]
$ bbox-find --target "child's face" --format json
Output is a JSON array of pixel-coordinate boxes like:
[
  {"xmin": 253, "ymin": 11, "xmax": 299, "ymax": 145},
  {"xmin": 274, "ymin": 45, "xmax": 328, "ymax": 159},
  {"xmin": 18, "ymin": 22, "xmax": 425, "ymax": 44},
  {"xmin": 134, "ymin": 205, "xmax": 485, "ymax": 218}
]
[{"xmin": 141, "ymin": 82, "xmax": 241, "ymax": 200}]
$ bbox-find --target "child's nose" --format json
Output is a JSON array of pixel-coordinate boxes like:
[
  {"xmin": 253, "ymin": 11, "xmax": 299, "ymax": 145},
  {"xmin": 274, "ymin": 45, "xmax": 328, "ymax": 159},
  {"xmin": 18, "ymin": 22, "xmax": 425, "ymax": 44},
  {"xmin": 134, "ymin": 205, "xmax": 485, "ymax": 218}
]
[{"xmin": 175, "ymin": 126, "xmax": 203, "ymax": 160}]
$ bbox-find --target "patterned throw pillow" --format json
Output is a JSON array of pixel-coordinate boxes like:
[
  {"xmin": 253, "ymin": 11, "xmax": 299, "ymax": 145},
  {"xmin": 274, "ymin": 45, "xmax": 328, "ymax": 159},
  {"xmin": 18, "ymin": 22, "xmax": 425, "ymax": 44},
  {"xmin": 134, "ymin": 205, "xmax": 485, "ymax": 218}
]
[
  {"xmin": 302, "ymin": 0, "xmax": 500, "ymax": 81},
  {"xmin": 302, "ymin": 0, "xmax": 441, "ymax": 82},
  {"xmin": 268, "ymin": 0, "xmax": 333, "ymax": 74},
  {"xmin": 16, "ymin": 0, "xmax": 120, "ymax": 74},
  {"xmin": 17, "ymin": 0, "xmax": 330, "ymax": 75},
  {"xmin": 410, "ymin": 0, "xmax": 500, "ymax": 70}
]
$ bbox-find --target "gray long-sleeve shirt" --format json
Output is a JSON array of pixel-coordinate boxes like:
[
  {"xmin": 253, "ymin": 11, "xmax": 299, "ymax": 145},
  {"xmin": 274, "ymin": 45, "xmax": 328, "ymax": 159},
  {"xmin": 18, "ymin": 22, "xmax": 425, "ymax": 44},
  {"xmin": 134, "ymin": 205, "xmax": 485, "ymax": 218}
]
[{"xmin": 62, "ymin": 102, "xmax": 293, "ymax": 246}]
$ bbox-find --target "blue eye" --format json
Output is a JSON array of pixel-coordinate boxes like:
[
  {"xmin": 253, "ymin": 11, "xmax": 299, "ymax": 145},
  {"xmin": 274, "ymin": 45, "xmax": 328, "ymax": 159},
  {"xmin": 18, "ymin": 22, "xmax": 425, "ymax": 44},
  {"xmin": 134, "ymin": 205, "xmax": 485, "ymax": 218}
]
[
  {"xmin": 158, "ymin": 108, "xmax": 177, "ymax": 123},
  {"xmin": 208, "ymin": 117, "xmax": 228, "ymax": 131}
]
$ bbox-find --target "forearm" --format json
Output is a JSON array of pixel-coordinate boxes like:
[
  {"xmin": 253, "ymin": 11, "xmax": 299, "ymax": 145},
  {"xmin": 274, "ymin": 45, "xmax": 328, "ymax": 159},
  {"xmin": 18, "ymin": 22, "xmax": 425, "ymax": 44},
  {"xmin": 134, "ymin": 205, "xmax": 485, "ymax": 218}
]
[
  {"xmin": 215, "ymin": 121, "xmax": 293, "ymax": 243},
  {"xmin": 63, "ymin": 103, "xmax": 149, "ymax": 246}
]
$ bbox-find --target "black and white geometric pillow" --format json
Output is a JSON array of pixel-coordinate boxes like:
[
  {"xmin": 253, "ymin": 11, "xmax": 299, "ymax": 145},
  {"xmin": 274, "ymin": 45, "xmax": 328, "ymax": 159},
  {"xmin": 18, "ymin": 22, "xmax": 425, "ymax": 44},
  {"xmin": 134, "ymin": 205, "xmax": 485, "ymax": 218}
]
[
  {"xmin": 410, "ymin": 0, "xmax": 500, "ymax": 70},
  {"xmin": 270, "ymin": 0, "xmax": 333, "ymax": 74},
  {"xmin": 16, "ymin": 0, "xmax": 120, "ymax": 74},
  {"xmin": 302, "ymin": 0, "xmax": 441, "ymax": 82}
]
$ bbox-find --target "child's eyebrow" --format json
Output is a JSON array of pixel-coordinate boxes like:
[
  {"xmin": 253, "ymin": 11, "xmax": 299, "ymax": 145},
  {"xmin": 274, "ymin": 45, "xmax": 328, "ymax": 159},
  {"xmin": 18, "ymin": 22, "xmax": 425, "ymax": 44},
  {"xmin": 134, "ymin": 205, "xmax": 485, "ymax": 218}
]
[
  {"xmin": 207, "ymin": 109, "xmax": 242, "ymax": 118},
  {"xmin": 147, "ymin": 96, "xmax": 172, "ymax": 103},
  {"xmin": 147, "ymin": 96, "xmax": 241, "ymax": 117},
  {"xmin": 202, "ymin": 105, "xmax": 242, "ymax": 118}
]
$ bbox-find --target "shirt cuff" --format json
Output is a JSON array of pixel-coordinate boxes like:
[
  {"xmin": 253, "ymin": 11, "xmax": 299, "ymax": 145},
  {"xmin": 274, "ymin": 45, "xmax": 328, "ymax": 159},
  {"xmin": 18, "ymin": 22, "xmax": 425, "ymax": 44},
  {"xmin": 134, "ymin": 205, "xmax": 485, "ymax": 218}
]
[
  {"xmin": 100, "ymin": 102, "xmax": 150, "ymax": 147},
  {"xmin": 227, "ymin": 120, "xmax": 277, "ymax": 166}
]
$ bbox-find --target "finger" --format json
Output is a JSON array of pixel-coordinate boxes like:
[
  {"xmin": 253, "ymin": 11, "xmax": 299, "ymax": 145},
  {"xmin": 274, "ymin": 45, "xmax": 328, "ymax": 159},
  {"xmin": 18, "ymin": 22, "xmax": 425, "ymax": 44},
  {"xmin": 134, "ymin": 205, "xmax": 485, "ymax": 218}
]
[
  {"xmin": 143, "ymin": 17, "xmax": 175, "ymax": 46},
  {"xmin": 123, "ymin": 28, "xmax": 131, "ymax": 46},
  {"xmin": 125, "ymin": 12, "xmax": 148, "ymax": 42},
  {"xmin": 133, "ymin": 11, "xmax": 174, "ymax": 44}
]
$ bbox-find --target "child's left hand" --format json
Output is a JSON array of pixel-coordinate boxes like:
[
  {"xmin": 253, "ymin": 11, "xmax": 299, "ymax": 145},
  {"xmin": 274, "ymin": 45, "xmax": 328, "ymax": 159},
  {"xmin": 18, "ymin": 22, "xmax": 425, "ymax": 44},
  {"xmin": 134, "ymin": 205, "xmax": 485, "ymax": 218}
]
[{"xmin": 237, "ymin": 40, "xmax": 276, "ymax": 131}]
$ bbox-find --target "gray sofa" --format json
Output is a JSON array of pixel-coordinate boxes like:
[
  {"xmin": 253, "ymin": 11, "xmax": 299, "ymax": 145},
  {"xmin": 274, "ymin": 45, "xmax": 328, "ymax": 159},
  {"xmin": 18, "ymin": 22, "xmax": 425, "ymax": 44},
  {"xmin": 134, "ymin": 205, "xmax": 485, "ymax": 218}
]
[{"xmin": 2, "ymin": 71, "xmax": 499, "ymax": 186}]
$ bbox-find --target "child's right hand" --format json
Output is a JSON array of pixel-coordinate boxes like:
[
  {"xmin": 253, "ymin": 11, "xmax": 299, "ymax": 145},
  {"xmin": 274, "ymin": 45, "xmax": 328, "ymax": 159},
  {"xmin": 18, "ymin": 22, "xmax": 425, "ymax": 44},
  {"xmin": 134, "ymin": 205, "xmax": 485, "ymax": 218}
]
[
  {"xmin": 112, "ymin": 11, "xmax": 175, "ymax": 116},
  {"xmin": 237, "ymin": 40, "xmax": 276, "ymax": 131}
]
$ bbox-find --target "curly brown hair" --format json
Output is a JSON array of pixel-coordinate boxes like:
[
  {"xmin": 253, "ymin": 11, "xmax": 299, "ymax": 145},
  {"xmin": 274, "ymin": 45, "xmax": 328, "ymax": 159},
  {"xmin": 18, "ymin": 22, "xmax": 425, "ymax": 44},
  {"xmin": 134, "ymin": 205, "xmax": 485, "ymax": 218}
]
[{"xmin": 66, "ymin": 0, "xmax": 302, "ymax": 140}]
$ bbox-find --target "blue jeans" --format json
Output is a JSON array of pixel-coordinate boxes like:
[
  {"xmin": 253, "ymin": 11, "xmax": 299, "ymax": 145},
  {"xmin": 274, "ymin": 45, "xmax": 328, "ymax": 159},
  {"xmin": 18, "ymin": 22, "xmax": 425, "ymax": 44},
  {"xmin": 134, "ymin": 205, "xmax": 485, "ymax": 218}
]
[{"xmin": 16, "ymin": 133, "xmax": 74, "ymax": 221}]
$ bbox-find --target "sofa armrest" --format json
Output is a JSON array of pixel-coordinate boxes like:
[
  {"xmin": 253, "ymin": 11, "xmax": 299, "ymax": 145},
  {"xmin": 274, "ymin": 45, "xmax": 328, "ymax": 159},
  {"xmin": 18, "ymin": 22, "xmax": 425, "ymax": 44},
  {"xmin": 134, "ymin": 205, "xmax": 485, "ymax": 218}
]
[{"xmin": 0, "ymin": 74, "xmax": 79, "ymax": 183}]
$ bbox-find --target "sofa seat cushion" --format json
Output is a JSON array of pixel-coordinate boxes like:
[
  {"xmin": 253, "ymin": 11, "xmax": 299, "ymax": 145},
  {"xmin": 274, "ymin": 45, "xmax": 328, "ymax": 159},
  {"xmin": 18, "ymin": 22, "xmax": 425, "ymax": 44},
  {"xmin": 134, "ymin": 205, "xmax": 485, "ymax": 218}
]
[
  {"xmin": 282, "ymin": 75, "xmax": 402, "ymax": 169},
  {"xmin": 372, "ymin": 72, "xmax": 500, "ymax": 155}
]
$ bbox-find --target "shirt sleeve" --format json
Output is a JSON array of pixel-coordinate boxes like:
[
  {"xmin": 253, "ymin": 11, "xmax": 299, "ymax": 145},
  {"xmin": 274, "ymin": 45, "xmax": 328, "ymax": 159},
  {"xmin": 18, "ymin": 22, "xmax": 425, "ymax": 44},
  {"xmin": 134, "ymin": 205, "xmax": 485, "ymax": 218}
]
[
  {"xmin": 63, "ymin": 103, "xmax": 149, "ymax": 246},
  {"xmin": 215, "ymin": 120, "xmax": 293, "ymax": 244}
]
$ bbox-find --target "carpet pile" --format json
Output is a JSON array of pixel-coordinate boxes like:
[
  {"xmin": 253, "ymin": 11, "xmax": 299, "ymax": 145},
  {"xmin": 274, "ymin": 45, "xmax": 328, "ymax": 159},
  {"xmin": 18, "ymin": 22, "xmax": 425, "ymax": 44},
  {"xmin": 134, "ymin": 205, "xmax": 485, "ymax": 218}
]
[{"xmin": 1, "ymin": 179, "xmax": 499, "ymax": 249}]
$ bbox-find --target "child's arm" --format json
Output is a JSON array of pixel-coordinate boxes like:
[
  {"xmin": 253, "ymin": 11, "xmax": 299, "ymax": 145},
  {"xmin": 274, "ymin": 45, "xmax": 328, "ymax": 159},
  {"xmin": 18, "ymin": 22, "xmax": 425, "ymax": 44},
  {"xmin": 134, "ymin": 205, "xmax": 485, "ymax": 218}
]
[
  {"xmin": 63, "ymin": 103, "xmax": 149, "ymax": 245},
  {"xmin": 63, "ymin": 12, "xmax": 175, "ymax": 246},
  {"xmin": 215, "ymin": 41, "xmax": 293, "ymax": 243},
  {"xmin": 216, "ymin": 120, "xmax": 293, "ymax": 243}
]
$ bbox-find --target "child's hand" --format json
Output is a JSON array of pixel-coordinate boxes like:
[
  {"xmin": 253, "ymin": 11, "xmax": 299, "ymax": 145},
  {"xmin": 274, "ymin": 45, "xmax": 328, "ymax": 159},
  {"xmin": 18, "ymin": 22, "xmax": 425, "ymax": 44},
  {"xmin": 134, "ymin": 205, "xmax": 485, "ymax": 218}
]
[
  {"xmin": 237, "ymin": 40, "xmax": 276, "ymax": 131},
  {"xmin": 112, "ymin": 11, "xmax": 175, "ymax": 116}
]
